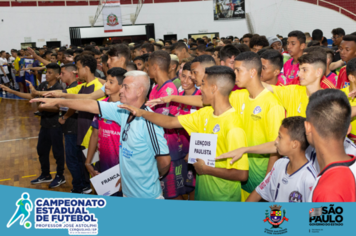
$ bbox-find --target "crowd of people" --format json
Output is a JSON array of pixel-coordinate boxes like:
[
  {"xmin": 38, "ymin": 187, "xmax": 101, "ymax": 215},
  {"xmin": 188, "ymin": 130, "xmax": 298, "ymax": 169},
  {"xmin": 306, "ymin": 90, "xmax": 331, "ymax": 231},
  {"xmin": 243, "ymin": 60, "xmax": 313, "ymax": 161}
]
[{"xmin": 1, "ymin": 27, "xmax": 356, "ymax": 202}]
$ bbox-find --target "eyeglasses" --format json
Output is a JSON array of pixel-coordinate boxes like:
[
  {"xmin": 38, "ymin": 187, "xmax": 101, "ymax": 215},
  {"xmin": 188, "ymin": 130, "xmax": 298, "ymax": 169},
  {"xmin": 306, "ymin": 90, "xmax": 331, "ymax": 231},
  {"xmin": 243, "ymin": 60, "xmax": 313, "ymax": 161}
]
[
  {"xmin": 122, "ymin": 123, "xmax": 131, "ymax": 142},
  {"xmin": 332, "ymin": 35, "xmax": 340, "ymax": 40}
]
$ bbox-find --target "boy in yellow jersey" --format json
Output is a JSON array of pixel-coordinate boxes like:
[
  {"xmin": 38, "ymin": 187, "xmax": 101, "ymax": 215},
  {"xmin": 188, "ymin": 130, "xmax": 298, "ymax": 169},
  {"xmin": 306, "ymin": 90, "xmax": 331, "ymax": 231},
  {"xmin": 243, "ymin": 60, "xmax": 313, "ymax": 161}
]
[
  {"xmin": 146, "ymin": 52, "xmax": 285, "ymax": 200},
  {"xmin": 341, "ymin": 58, "xmax": 356, "ymax": 143},
  {"xmin": 117, "ymin": 66, "xmax": 249, "ymax": 202}
]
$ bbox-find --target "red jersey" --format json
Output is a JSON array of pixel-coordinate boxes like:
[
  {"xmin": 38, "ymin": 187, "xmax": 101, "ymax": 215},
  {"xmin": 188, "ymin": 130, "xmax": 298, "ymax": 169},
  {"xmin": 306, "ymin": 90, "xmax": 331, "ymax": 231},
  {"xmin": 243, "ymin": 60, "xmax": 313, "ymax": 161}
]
[
  {"xmin": 232, "ymin": 84, "xmax": 243, "ymax": 91},
  {"xmin": 287, "ymin": 76, "xmax": 335, "ymax": 89},
  {"xmin": 336, "ymin": 66, "xmax": 348, "ymax": 89},
  {"xmin": 310, "ymin": 155, "xmax": 356, "ymax": 202}
]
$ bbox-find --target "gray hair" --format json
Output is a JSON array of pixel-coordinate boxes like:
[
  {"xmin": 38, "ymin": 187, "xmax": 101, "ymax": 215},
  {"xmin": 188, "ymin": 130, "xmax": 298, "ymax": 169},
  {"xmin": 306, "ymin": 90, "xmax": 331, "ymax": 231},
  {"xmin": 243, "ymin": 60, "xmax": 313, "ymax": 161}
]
[{"xmin": 124, "ymin": 70, "xmax": 150, "ymax": 97}]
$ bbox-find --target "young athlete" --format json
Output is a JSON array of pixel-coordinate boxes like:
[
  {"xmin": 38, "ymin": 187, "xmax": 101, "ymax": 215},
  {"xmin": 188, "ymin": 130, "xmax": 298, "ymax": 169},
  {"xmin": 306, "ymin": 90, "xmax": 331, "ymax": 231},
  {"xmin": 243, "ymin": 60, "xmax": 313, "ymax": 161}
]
[
  {"xmin": 336, "ymin": 35, "xmax": 356, "ymax": 89},
  {"xmin": 147, "ymin": 50, "xmax": 185, "ymax": 199},
  {"xmin": 86, "ymin": 68, "xmax": 126, "ymax": 196},
  {"xmin": 190, "ymin": 55, "xmax": 216, "ymax": 88},
  {"xmin": 1, "ymin": 63, "xmax": 65, "ymax": 187},
  {"xmin": 175, "ymin": 62, "xmax": 201, "ymax": 200},
  {"xmin": 287, "ymin": 46, "xmax": 335, "ymax": 89},
  {"xmin": 117, "ymin": 66, "xmax": 249, "ymax": 202},
  {"xmin": 263, "ymin": 51, "xmax": 326, "ymax": 118},
  {"xmin": 325, "ymin": 48, "xmax": 337, "ymax": 86},
  {"xmin": 260, "ymin": 49, "xmax": 287, "ymax": 85},
  {"xmin": 133, "ymin": 56, "xmax": 145, "ymax": 71},
  {"xmin": 169, "ymin": 54, "xmax": 181, "ymax": 90},
  {"xmin": 283, "ymin": 31, "xmax": 306, "ymax": 81},
  {"xmin": 245, "ymin": 116, "xmax": 316, "ymax": 202},
  {"xmin": 306, "ymin": 89, "xmax": 356, "ymax": 202}
]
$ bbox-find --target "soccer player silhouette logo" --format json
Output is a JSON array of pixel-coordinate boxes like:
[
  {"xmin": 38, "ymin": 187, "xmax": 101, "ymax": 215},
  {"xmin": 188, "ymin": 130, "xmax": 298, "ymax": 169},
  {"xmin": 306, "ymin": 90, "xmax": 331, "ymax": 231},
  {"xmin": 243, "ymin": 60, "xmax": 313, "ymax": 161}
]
[{"xmin": 7, "ymin": 192, "xmax": 33, "ymax": 229}]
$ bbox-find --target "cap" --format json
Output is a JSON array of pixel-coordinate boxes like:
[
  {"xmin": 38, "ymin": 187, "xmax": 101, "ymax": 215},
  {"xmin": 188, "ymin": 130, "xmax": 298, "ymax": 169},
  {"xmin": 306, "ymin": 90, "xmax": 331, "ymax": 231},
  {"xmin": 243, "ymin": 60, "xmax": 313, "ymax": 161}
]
[
  {"xmin": 155, "ymin": 41, "xmax": 164, "ymax": 46},
  {"xmin": 268, "ymin": 37, "xmax": 282, "ymax": 46},
  {"xmin": 149, "ymin": 38, "xmax": 155, "ymax": 42},
  {"xmin": 170, "ymin": 54, "xmax": 179, "ymax": 63},
  {"xmin": 128, "ymin": 42, "xmax": 135, "ymax": 47}
]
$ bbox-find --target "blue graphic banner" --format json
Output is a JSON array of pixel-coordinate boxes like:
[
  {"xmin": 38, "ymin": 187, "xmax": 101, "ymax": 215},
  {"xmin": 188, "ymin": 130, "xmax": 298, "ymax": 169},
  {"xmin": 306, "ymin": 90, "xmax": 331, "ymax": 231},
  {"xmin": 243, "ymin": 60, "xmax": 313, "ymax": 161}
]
[{"xmin": 0, "ymin": 185, "xmax": 353, "ymax": 235}]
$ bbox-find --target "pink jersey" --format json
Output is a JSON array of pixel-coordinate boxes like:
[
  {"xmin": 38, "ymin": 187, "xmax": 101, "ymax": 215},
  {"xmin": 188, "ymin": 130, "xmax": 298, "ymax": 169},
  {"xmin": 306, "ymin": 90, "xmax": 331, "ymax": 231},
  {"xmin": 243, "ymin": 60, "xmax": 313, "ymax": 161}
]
[
  {"xmin": 326, "ymin": 72, "xmax": 337, "ymax": 86},
  {"xmin": 277, "ymin": 73, "xmax": 290, "ymax": 85},
  {"xmin": 283, "ymin": 58, "xmax": 299, "ymax": 81},
  {"xmin": 149, "ymin": 80, "xmax": 183, "ymax": 161},
  {"xmin": 91, "ymin": 97, "xmax": 121, "ymax": 172}
]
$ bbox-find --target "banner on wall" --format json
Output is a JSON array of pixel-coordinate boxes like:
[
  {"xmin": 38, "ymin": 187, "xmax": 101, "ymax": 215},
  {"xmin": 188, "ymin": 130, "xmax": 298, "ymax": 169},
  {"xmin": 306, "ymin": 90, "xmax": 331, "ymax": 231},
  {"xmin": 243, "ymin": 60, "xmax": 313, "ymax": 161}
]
[
  {"xmin": 213, "ymin": 0, "xmax": 245, "ymax": 21},
  {"xmin": 102, "ymin": 1, "xmax": 123, "ymax": 33}
]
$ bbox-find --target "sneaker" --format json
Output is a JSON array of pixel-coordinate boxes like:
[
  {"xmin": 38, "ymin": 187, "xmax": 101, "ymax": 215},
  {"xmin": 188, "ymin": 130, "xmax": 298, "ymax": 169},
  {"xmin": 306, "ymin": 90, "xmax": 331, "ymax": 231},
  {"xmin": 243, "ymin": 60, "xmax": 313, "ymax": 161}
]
[
  {"xmin": 71, "ymin": 188, "xmax": 83, "ymax": 194},
  {"xmin": 49, "ymin": 175, "xmax": 66, "ymax": 188},
  {"xmin": 82, "ymin": 186, "xmax": 92, "ymax": 194},
  {"xmin": 31, "ymin": 174, "xmax": 53, "ymax": 184}
]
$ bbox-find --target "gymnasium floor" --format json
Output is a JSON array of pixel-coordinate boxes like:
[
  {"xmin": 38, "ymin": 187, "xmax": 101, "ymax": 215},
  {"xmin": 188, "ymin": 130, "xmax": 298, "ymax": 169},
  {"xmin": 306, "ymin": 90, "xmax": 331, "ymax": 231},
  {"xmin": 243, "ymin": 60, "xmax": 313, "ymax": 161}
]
[{"xmin": 0, "ymin": 93, "xmax": 74, "ymax": 192}]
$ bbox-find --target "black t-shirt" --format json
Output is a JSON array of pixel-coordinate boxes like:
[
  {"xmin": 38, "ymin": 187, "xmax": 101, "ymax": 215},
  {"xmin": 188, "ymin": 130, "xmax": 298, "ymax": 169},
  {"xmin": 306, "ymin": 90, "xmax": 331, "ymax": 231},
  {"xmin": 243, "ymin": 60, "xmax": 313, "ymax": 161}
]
[
  {"xmin": 61, "ymin": 81, "xmax": 78, "ymax": 134},
  {"xmin": 37, "ymin": 81, "xmax": 62, "ymax": 128},
  {"xmin": 332, "ymin": 46, "xmax": 341, "ymax": 62}
]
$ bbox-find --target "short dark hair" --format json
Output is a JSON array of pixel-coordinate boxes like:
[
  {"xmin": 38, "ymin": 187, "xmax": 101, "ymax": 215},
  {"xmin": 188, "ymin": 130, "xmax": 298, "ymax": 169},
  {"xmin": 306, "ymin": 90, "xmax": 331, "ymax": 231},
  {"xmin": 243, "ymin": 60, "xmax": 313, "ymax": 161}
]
[
  {"xmin": 288, "ymin": 30, "xmax": 306, "ymax": 44},
  {"xmin": 235, "ymin": 51, "xmax": 262, "ymax": 76},
  {"xmin": 256, "ymin": 48, "xmax": 269, "ymax": 56},
  {"xmin": 165, "ymin": 40, "xmax": 172, "ymax": 46},
  {"xmin": 192, "ymin": 55, "xmax": 216, "ymax": 65},
  {"xmin": 235, "ymin": 44, "xmax": 250, "ymax": 53},
  {"xmin": 44, "ymin": 51, "xmax": 52, "ymax": 57},
  {"xmin": 84, "ymin": 45, "xmax": 94, "ymax": 51},
  {"xmin": 133, "ymin": 56, "xmax": 144, "ymax": 63},
  {"xmin": 281, "ymin": 116, "xmax": 308, "ymax": 151},
  {"xmin": 92, "ymin": 49, "xmax": 102, "ymax": 56},
  {"xmin": 303, "ymin": 46, "xmax": 324, "ymax": 54},
  {"xmin": 220, "ymin": 45, "xmax": 241, "ymax": 61},
  {"xmin": 133, "ymin": 44, "xmax": 141, "ymax": 50},
  {"xmin": 51, "ymin": 54, "xmax": 57, "ymax": 58},
  {"xmin": 61, "ymin": 63, "xmax": 77, "ymax": 72},
  {"xmin": 126, "ymin": 62, "xmax": 137, "ymax": 71},
  {"xmin": 64, "ymin": 50, "xmax": 74, "ymax": 56},
  {"xmin": 342, "ymin": 35, "xmax": 356, "ymax": 44},
  {"xmin": 205, "ymin": 46, "xmax": 215, "ymax": 53},
  {"xmin": 141, "ymin": 43, "xmax": 154, "ymax": 53},
  {"xmin": 205, "ymin": 66, "xmax": 236, "ymax": 96},
  {"xmin": 196, "ymin": 44, "xmax": 206, "ymax": 52},
  {"xmin": 102, "ymin": 54, "xmax": 108, "ymax": 64},
  {"xmin": 149, "ymin": 50, "xmax": 171, "ymax": 72},
  {"xmin": 346, "ymin": 58, "xmax": 356, "ymax": 77},
  {"xmin": 183, "ymin": 61, "xmax": 192, "ymax": 71},
  {"xmin": 46, "ymin": 63, "xmax": 61, "ymax": 74},
  {"xmin": 260, "ymin": 49, "xmax": 284, "ymax": 70},
  {"xmin": 242, "ymin": 33, "xmax": 253, "ymax": 39},
  {"xmin": 197, "ymin": 39, "xmax": 205, "ymax": 45},
  {"xmin": 298, "ymin": 50, "xmax": 327, "ymax": 74},
  {"xmin": 74, "ymin": 48, "xmax": 83, "ymax": 54},
  {"xmin": 324, "ymin": 48, "xmax": 334, "ymax": 61},
  {"xmin": 107, "ymin": 44, "xmax": 130, "ymax": 66},
  {"xmin": 107, "ymin": 67, "xmax": 127, "ymax": 85},
  {"xmin": 307, "ymin": 40, "xmax": 321, "ymax": 47},
  {"xmin": 175, "ymin": 43, "xmax": 188, "ymax": 52},
  {"xmin": 312, "ymin": 29, "xmax": 323, "ymax": 41},
  {"xmin": 75, "ymin": 54, "xmax": 97, "ymax": 74},
  {"xmin": 306, "ymin": 89, "xmax": 351, "ymax": 140},
  {"xmin": 332, "ymin": 28, "xmax": 345, "ymax": 36},
  {"xmin": 249, "ymin": 36, "xmax": 269, "ymax": 49}
]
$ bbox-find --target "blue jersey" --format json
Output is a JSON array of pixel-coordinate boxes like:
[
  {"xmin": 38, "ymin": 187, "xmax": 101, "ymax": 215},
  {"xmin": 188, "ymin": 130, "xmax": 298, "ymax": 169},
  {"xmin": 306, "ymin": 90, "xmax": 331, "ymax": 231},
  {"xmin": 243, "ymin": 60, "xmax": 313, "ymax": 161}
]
[{"xmin": 98, "ymin": 101, "xmax": 169, "ymax": 199}]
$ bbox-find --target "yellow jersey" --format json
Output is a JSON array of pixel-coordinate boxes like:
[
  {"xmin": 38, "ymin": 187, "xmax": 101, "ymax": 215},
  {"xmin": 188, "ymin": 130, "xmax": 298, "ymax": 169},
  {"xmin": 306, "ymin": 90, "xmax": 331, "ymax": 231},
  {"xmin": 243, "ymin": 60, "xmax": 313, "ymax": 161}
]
[
  {"xmin": 178, "ymin": 106, "xmax": 249, "ymax": 201},
  {"xmin": 341, "ymin": 86, "xmax": 356, "ymax": 143},
  {"xmin": 65, "ymin": 78, "xmax": 106, "ymax": 148},
  {"xmin": 229, "ymin": 89, "xmax": 285, "ymax": 194},
  {"xmin": 272, "ymin": 85, "xmax": 309, "ymax": 118}
]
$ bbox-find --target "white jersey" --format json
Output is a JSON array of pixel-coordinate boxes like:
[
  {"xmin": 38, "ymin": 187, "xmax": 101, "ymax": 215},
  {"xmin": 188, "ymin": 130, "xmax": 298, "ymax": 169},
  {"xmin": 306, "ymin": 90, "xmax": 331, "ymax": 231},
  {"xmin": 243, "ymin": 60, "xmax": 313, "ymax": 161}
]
[
  {"xmin": 256, "ymin": 157, "xmax": 317, "ymax": 202},
  {"xmin": 306, "ymin": 137, "xmax": 356, "ymax": 174},
  {"xmin": 0, "ymin": 57, "xmax": 9, "ymax": 74}
]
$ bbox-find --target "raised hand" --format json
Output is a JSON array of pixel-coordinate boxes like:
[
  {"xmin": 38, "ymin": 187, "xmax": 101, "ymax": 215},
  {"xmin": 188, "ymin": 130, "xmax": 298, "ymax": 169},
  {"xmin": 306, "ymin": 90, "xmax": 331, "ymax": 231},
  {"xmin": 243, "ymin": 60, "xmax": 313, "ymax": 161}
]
[
  {"xmin": 118, "ymin": 104, "xmax": 143, "ymax": 117},
  {"xmin": 145, "ymin": 96, "xmax": 171, "ymax": 108},
  {"xmin": 215, "ymin": 147, "xmax": 246, "ymax": 165}
]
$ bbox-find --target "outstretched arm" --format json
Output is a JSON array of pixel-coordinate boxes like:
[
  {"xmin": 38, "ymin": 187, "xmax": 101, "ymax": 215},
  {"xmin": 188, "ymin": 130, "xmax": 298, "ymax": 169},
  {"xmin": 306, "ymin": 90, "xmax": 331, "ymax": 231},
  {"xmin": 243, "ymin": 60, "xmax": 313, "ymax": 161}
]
[
  {"xmin": 118, "ymin": 104, "xmax": 182, "ymax": 129},
  {"xmin": 27, "ymin": 47, "xmax": 50, "ymax": 66},
  {"xmin": 43, "ymin": 88, "xmax": 105, "ymax": 100},
  {"xmin": 30, "ymin": 98, "xmax": 100, "ymax": 114},
  {"xmin": 0, "ymin": 84, "xmax": 33, "ymax": 99},
  {"xmin": 215, "ymin": 141, "xmax": 276, "ymax": 164},
  {"xmin": 146, "ymin": 95, "xmax": 204, "ymax": 108}
]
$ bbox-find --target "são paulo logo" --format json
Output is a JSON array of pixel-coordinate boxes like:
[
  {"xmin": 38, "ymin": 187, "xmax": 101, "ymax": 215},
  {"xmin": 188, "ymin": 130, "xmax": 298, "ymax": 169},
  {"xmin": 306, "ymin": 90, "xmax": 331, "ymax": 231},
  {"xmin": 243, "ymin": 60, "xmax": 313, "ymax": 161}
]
[
  {"xmin": 309, "ymin": 204, "xmax": 343, "ymax": 226},
  {"xmin": 107, "ymin": 13, "xmax": 119, "ymax": 26},
  {"xmin": 263, "ymin": 205, "xmax": 289, "ymax": 235},
  {"xmin": 7, "ymin": 192, "xmax": 107, "ymax": 235}
]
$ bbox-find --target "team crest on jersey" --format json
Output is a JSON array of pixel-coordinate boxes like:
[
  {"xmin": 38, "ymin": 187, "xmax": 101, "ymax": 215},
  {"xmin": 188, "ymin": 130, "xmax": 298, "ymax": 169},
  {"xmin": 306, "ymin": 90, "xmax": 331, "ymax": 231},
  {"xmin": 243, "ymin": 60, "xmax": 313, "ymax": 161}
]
[
  {"xmin": 282, "ymin": 178, "xmax": 288, "ymax": 184},
  {"xmin": 264, "ymin": 205, "xmax": 288, "ymax": 234},
  {"xmin": 213, "ymin": 124, "xmax": 220, "ymax": 133},
  {"xmin": 166, "ymin": 87, "xmax": 174, "ymax": 96},
  {"xmin": 289, "ymin": 191, "xmax": 302, "ymax": 202},
  {"xmin": 253, "ymin": 106, "xmax": 262, "ymax": 115}
]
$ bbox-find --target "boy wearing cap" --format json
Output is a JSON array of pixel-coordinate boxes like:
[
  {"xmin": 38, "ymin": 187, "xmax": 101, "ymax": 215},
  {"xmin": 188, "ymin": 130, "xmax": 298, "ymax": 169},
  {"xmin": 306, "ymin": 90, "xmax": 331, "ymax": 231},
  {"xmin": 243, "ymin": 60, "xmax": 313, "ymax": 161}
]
[
  {"xmin": 268, "ymin": 37, "xmax": 291, "ymax": 64},
  {"xmin": 169, "ymin": 54, "xmax": 181, "ymax": 90}
]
